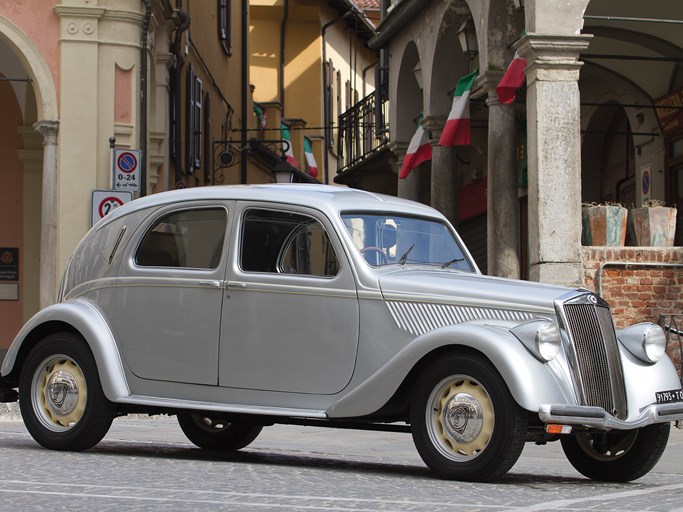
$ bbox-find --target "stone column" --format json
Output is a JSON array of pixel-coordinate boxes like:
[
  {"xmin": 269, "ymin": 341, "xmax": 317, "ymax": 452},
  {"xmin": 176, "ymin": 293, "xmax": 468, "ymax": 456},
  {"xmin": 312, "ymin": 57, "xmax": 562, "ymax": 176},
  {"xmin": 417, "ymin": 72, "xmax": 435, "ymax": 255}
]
[
  {"xmin": 517, "ymin": 34, "xmax": 592, "ymax": 286},
  {"xmin": 480, "ymin": 71, "xmax": 520, "ymax": 279},
  {"xmin": 424, "ymin": 116, "xmax": 457, "ymax": 226},
  {"xmin": 34, "ymin": 120, "xmax": 59, "ymax": 308},
  {"xmin": 392, "ymin": 141, "xmax": 420, "ymax": 202}
]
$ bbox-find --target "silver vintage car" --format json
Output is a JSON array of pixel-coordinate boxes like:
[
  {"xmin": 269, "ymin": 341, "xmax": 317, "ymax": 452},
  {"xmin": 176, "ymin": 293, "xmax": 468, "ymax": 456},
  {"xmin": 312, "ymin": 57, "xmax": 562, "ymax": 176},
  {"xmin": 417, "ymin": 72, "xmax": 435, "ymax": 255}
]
[{"xmin": 1, "ymin": 184, "xmax": 682, "ymax": 481}]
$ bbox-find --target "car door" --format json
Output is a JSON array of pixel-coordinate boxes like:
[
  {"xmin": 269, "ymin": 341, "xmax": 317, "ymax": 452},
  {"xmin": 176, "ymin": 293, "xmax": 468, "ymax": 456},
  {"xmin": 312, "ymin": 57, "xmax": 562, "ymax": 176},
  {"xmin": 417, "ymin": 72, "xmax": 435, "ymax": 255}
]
[
  {"xmin": 116, "ymin": 203, "xmax": 230, "ymax": 385},
  {"xmin": 219, "ymin": 203, "xmax": 360, "ymax": 394}
]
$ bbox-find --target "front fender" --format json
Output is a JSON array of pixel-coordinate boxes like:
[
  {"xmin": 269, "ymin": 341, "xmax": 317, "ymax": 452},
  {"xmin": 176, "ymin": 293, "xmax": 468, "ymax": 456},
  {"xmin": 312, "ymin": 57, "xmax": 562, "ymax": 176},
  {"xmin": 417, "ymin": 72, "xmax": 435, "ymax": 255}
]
[
  {"xmin": 2, "ymin": 299, "xmax": 130, "ymax": 401},
  {"xmin": 327, "ymin": 323, "xmax": 573, "ymax": 418}
]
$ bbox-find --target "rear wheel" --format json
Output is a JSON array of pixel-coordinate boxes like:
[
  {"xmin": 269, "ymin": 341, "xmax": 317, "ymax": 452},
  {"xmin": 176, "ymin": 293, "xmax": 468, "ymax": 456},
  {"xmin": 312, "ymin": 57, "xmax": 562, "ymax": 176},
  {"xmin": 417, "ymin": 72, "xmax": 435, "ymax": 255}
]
[
  {"xmin": 19, "ymin": 333, "xmax": 116, "ymax": 451},
  {"xmin": 410, "ymin": 353, "xmax": 527, "ymax": 481},
  {"xmin": 561, "ymin": 423, "xmax": 670, "ymax": 481},
  {"xmin": 177, "ymin": 413, "xmax": 263, "ymax": 450}
]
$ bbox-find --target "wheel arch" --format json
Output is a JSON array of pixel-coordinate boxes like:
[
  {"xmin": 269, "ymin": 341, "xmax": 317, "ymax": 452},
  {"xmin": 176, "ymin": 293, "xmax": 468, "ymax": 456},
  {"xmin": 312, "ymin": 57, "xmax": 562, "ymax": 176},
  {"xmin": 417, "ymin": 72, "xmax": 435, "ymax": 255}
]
[
  {"xmin": 2, "ymin": 300, "xmax": 130, "ymax": 401},
  {"xmin": 327, "ymin": 323, "xmax": 573, "ymax": 419}
]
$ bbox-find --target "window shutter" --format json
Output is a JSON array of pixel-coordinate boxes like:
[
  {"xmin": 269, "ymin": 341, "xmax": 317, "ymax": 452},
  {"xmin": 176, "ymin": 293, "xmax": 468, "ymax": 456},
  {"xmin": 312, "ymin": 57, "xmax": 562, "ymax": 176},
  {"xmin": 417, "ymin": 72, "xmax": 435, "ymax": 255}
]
[{"xmin": 186, "ymin": 64, "xmax": 194, "ymax": 174}]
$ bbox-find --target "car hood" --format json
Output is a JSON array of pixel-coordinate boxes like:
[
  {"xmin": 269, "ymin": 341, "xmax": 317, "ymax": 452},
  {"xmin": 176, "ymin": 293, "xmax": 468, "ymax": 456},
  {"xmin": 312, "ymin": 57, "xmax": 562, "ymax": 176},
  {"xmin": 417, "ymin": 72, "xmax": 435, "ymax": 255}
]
[{"xmin": 377, "ymin": 268, "xmax": 571, "ymax": 315}]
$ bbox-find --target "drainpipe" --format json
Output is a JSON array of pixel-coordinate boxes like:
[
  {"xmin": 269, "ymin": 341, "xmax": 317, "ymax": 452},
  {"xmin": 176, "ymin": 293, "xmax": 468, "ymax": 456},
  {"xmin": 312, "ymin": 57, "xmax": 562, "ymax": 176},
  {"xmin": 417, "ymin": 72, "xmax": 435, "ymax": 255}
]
[
  {"xmin": 280, "ymin": 0, "xmax": 288, "ymax": 113},
  {"xmin": 172, "ymin": 10, "xmax": 191, "ymax": 183},
  {"xmin": 140, "ymin": 0, "xmax": 152, "ymax": 196},
  {"xmin": 241, "ymin": 0, "xmax": 248, "ymax": 184},
  {"xmin": 322, "ymin": 9, "xmax": 353, "ymax": 184}
]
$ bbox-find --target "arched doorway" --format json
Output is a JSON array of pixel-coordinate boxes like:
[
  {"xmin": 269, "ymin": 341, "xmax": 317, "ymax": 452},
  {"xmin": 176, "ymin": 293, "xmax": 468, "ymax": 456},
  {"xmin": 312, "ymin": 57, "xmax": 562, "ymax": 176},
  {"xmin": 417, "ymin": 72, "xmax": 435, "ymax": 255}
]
[
  {"xmin": 0, "ymin": 18, "xmax": 58, "ymax": 354},
  {"xmin": 582, "ymin": 103, "xmax": 636, "ymax": 207}
]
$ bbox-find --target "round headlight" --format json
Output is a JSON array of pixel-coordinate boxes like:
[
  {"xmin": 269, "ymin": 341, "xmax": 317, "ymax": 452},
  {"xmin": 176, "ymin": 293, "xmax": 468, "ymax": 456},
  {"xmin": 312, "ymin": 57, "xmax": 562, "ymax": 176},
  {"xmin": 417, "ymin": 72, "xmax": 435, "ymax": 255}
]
[
  {"xmin": 536, "ymin": 322, "xmax": 561, "ymax": 362},
  {"xmin": 643, "ymin": 324, "xmax": 666, "ymax": 363}
]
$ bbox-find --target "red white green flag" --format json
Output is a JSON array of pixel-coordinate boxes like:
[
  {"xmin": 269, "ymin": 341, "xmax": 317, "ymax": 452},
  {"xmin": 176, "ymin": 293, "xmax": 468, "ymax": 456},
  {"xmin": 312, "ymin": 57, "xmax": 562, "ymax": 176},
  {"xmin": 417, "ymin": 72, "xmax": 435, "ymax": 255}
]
[
  {"xmin": 439, "ymin": 70, "xmax": 477, "ymax": 147},
  {"xmin": 304, "ymin": 137, "xmax": 318, "ymax": 178},
  {"xmin": 281, "ymin": 123, "xmax": 298, "ymax": 167},
  {"xmin": 496, "ymin": 53, "xmax": 526, "ymax": 104},
  {"xmin": 399, "ymin": 117, "xmax": 432, "ymax": 179}
]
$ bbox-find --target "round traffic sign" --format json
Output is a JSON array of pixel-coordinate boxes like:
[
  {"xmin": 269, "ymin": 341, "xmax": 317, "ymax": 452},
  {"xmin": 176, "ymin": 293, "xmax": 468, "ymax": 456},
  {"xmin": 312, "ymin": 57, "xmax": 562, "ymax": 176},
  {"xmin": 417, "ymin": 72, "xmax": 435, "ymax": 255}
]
[
  {"xmin": 642, "ymin": 169, "xmax": 650, "ymax": 195},
  {"xmin": 117, "ymin": 152, "xmax": 138, "ymax": 173},
  {"xmin": 98, "ymin": 196, "xmax": 125, "ymax": 218}
]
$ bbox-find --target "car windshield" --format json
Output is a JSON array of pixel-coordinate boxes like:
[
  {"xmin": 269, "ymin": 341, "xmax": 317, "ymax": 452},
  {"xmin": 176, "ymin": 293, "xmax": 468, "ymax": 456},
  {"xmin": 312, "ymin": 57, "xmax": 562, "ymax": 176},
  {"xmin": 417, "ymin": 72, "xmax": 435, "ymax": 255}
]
[{"xmin": 341, "ymin": 212, "xmax": 475, "ymax": 271}]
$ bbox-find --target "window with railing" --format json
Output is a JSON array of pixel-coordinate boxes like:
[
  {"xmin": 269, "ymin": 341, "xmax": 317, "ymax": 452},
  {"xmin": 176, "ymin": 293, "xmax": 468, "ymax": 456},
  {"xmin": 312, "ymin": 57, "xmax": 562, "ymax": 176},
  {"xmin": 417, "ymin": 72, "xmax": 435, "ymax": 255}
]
[{"xmin": 336, "ymin": 81, "xmax": 389, "ymax": 174}]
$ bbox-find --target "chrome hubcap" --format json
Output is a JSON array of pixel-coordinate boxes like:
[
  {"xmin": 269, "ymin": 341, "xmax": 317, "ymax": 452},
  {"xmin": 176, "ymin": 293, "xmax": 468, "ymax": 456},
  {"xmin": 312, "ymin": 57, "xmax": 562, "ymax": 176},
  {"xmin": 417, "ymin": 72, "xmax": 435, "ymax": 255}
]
[
  {"xmin": 442, "ymin": 392, "xmax": 484, "ymax": 444},
  {"xmin": 46, "ymin": 370, "xmax": 80, "ymax": 417}
]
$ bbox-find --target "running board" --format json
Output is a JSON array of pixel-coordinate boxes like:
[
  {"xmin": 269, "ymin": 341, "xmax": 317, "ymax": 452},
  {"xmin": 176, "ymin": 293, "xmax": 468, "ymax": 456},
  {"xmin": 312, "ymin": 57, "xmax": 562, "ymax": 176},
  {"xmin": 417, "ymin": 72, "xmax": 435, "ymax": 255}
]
[{"xmin": 116, "ymin": 395, "xmax": 327, "ymax": 419}]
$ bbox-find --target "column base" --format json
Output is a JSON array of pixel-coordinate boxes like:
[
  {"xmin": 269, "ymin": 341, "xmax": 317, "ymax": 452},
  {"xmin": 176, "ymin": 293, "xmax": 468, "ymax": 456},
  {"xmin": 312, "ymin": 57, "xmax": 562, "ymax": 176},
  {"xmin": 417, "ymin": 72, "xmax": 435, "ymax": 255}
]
[{"xmin": 528, "ymin": 261, "xmax": 583, "ymax": 287}]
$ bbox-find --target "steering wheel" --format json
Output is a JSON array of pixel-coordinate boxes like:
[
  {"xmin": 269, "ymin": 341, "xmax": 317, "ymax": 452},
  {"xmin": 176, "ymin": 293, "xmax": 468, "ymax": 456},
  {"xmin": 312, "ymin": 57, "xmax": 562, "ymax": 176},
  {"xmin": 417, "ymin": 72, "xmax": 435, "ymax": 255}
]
[{"xmin": 360, "ymin": 246, "xmax": 389, "ymax": 265}]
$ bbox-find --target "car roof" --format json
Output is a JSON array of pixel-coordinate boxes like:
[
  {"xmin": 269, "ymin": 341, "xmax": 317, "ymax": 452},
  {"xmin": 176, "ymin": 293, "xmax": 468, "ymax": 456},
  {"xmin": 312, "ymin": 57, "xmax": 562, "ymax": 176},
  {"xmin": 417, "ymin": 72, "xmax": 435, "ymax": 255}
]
[{"xmin": 96, "ymin": 184, "xmax": 443, "ymax": 228}]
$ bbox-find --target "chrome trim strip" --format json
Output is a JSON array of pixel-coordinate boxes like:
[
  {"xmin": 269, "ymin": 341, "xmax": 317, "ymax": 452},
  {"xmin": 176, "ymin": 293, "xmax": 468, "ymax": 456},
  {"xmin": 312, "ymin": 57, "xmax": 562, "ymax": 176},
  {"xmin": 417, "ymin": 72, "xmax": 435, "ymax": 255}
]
[
  {"xmin": 538, "ymin": 403, "xmax": 683, "ymax": 430},
  {"xmin": 117, "ymin": 395, "xmax": 327, "ymax": 418},
  {"xmin": 386, "ymin": 301, "xmax": 535, "ymax": 336}
]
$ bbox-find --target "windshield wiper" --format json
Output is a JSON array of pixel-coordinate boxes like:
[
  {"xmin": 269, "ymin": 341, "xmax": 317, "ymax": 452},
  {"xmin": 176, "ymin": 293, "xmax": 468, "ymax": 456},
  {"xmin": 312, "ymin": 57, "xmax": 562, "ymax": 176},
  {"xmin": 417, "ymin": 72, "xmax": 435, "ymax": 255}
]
[
  {"xmin": 441, "ymin": 257, "xmax": 464, "ymax": 269},
  {"xmin": 398, "ymin": 244, "xmax": 415, "ymax": 266}
]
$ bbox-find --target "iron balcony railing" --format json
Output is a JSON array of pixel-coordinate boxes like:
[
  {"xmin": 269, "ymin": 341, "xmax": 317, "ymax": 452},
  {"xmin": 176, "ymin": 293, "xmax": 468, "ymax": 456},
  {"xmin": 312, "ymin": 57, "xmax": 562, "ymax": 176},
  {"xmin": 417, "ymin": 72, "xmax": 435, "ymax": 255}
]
[{"xmin": 337, "ymin": 82, "xmax": 390, "ymax": 175}]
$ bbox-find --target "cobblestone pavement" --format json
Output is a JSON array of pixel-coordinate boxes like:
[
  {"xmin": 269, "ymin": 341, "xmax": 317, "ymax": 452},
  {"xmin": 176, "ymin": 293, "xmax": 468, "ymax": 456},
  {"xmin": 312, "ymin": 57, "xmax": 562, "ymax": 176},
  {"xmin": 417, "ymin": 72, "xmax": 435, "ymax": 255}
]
[{"xmin": 0, "ymin": 417, "xmax": 681, "ymax": 512}]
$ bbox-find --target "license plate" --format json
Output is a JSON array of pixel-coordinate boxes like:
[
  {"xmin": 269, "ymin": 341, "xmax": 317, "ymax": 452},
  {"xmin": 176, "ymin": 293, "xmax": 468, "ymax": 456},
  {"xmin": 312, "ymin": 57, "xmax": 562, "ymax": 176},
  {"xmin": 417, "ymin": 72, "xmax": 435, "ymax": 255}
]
[{"xmin": 655, "ymin": 389, "xmax": 683, "ymax": 404}]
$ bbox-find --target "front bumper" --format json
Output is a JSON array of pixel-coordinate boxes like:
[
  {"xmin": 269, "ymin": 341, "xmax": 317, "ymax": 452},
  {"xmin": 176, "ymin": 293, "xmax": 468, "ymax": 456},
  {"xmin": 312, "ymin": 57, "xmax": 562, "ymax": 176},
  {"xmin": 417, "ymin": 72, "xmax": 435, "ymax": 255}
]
[{"xmin": 539, "ymin": 402, "xmax": 683, "ymax": 430}]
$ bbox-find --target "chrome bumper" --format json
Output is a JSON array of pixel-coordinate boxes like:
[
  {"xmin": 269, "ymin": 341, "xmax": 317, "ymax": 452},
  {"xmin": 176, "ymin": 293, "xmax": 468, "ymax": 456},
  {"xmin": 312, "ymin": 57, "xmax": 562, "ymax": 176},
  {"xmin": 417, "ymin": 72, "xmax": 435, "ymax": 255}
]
[{"xmin": 538, "ymin": 402, "xmax": 683, "ymax": 430}]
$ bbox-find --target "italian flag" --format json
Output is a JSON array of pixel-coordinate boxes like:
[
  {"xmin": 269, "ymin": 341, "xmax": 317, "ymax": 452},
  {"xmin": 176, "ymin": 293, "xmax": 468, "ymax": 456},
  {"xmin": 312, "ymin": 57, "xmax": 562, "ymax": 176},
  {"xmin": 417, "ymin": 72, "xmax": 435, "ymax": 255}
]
[
  {"xmin": 304, "ymin": 138, "xmax": 318, "ymax": 178},
  {"xmin": 253, "ymin": 103, "xmax": 267, "ymax": 130},
  {"xmin": 439, "ymin": 70, "xmax": 477, "ymax": 147},
  {"xmin": 281, "ymin": 123, "xmax": 298, "ymax": 167},
  {"xmin": 399, "ymin": 117, "xmax": 432, "ymax": 179},
  {"xmin": 496, "ymin": 53, "xmax": 526, "ymax": 104}
]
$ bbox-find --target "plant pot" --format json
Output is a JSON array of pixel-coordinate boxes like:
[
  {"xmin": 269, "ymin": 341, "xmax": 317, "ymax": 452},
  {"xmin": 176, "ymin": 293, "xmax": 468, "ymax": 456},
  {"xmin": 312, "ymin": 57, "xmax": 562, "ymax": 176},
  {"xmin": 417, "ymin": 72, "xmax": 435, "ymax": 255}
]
[
  {"xmin": 628, "ymin": 207, "xmax": 677, "ymax": 246},
  {"xmin": 581, "ymin": 205, "xmax": 627, "ymax": 246}
]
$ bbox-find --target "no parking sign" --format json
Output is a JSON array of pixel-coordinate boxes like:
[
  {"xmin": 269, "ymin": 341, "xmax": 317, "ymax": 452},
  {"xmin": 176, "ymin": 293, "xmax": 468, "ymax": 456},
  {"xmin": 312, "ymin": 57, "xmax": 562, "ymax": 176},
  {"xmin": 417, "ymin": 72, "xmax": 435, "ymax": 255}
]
[
  {"xmin": 113, "ymin": 149, "xmax": 141, "ymax": 191},
  {"xmin": 91, "ymin": 189, "xmax": 133, "ymax": 226}
]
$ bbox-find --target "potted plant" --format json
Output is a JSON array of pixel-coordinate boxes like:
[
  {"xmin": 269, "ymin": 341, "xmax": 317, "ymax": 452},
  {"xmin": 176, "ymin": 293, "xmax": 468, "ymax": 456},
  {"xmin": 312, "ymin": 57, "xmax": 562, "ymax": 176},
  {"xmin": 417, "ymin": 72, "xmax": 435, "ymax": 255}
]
[
  {"xmin": 629, "ymin": 199, "xmax": 677, "ymax": 247},
  {"xmin": 581, "ymin": 202, "xmax": 628, "ymax": 246}
]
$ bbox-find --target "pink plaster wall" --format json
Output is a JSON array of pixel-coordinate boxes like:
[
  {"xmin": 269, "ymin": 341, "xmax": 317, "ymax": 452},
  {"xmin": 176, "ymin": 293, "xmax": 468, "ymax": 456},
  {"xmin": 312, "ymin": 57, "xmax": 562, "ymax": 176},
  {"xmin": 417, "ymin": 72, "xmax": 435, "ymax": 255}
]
[
  {"xmin": 0, "ymin": 79, "xmax": 24, "ymax": 348},
  {"xmin": 0, "ymin": 0, "xmax": 61, "ymax": 99},
  {"xmin": 115, "ymin": 65, "xmax": 132, "ymax": 123}
]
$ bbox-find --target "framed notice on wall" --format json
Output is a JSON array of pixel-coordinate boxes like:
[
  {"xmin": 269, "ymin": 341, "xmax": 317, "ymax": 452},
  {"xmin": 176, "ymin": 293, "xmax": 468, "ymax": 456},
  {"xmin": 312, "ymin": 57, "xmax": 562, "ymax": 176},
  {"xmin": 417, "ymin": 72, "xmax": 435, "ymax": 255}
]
[
  {"xmin": 0, "ymin": 248, "xmax": 19, "ymax": 301},
  {"xmin": 0, "ymin": 248, "xmax": 18, "ymax": 281}
]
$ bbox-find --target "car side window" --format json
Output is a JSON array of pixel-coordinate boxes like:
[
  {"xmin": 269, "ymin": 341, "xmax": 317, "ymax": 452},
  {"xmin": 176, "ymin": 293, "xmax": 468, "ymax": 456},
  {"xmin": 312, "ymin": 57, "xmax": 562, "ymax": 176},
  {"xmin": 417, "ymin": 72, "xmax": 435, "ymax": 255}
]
[
  {"xmin": 240, "ymin": 209, "xmax": 339, "ymax": 277},
  {"xmin": 135, "ymin": 208, "xmax": 227, "ymax": 269}
]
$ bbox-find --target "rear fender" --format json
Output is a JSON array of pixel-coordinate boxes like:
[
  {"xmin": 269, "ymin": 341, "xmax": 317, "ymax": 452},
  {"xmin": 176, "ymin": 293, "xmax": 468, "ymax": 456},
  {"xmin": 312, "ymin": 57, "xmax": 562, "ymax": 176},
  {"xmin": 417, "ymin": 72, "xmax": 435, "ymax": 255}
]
[
  {"xmin": 2, "ymin": 299, "xmax": 129, "ymax": 401},
  {"xmin": 327, "ymin": 323, "xmax": 573, "ymax": 418}
]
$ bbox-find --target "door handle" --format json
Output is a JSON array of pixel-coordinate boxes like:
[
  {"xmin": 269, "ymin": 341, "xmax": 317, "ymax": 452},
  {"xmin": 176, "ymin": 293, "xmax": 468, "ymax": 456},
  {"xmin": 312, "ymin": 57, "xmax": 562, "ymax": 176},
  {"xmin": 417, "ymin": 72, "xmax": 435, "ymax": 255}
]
[
  {"xmin": 226, "ymin": 281, "xmax": 247, "ymax": 289},
  {"xmin": 198, "ymin": 280, "xmax": 222, "ymax": 289}
]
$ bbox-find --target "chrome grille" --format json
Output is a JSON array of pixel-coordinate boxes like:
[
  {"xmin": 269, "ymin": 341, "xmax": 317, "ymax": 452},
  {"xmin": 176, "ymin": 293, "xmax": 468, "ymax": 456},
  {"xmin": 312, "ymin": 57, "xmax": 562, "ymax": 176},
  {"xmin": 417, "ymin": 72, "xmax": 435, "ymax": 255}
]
[{"xmin": 561, "ymin": 299, "xmax": 627, "ymax": 419}]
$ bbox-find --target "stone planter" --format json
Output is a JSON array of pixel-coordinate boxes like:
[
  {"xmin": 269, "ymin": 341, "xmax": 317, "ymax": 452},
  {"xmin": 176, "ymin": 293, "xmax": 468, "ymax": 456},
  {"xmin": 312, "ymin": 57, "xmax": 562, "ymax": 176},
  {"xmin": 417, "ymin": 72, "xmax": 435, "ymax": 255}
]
[
  {"xmin": 629, "ymin": 206, "xmax": 677, "ymax": 246},
  {"xmin": 581, "ymin": 205, "xmax": 628, "ymax": 246}
]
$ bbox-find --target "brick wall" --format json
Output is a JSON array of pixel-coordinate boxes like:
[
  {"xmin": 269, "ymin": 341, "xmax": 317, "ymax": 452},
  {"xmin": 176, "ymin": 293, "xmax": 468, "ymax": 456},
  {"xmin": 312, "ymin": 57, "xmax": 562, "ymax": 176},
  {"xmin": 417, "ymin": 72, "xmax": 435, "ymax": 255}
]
[{"xmin": 581, "ymin": 247, "xmax": 683, "ymax": 374}]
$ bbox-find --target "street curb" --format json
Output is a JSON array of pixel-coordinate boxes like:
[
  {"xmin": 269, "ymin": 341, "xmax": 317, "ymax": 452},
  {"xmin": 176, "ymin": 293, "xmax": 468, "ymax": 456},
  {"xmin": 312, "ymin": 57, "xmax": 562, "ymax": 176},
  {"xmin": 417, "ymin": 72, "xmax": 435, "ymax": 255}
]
[{"xmin": 0, "ymin": 403, "xmax": 21, "ymax": 421}]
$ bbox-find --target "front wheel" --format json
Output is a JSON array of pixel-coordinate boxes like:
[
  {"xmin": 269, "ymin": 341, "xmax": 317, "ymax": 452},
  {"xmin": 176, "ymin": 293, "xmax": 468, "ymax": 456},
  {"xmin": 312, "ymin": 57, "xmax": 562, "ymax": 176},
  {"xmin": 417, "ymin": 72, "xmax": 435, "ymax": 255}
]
[
  {"xmin": 177, "ymin": 413, "xmax": 263, "ymax": 450},
  {"xmin": 410, "ymin": 353, "xmax": 527, "ymax": 481},
  {"xmin": 19, "ymin": 333, "xmax": 116, "ymax": 451},
  {"xmin": 561, "ymin": 423, "xmax": 670, "ymax": 481}
]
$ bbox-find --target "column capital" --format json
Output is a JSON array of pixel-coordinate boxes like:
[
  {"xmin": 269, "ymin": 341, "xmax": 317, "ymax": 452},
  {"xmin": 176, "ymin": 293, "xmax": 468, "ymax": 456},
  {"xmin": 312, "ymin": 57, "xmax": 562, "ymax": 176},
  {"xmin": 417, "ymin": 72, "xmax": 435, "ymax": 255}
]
[
  {"xmin": 421, "ymin": 115, "xmax": 447, "ymax": 142},
  {"xmin": 474, "ymin": 70, "xmax": 506, "ymax": 107},
  {"xmin": 515, "ymin": 33, "xmax": 593, "ymax": 83},
  {"xmin": 33, "ymin": 120, "xmax": 59, "ymax": 142}
]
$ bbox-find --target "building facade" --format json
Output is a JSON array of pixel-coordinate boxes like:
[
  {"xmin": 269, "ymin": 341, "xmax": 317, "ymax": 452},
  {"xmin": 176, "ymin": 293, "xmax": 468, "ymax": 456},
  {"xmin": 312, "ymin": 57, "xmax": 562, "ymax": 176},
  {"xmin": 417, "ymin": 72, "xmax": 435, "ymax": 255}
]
[
  {"xmin": 0, "ymin": 0, "xmax": 269, "ymax": 353},
  {"xmin": 249, "ymin": 0, "xmax": 379, "ymax": 184}
]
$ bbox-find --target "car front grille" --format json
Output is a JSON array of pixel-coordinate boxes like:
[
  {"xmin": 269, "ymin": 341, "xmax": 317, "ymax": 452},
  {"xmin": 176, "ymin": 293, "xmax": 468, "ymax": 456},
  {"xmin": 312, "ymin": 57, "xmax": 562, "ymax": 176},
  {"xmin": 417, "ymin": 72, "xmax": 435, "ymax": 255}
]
[{"xmin": 559, "ymin": 296, "xmax": 627, "ymax": 419}]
